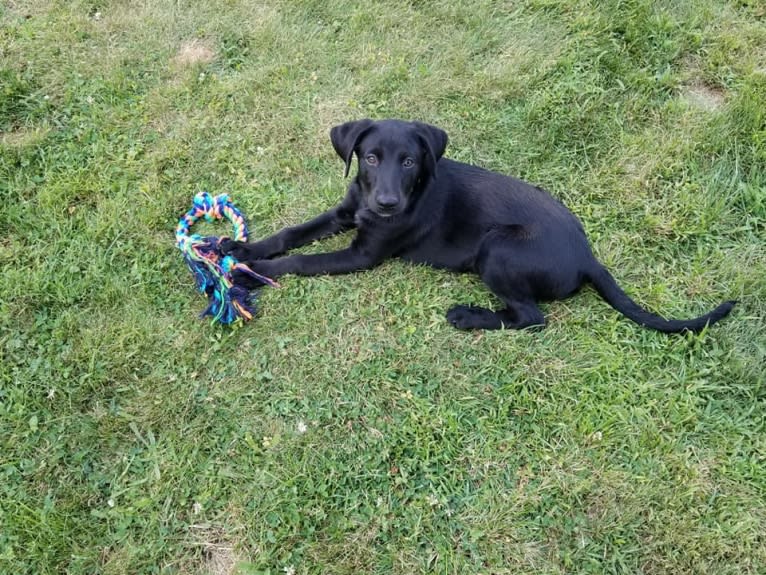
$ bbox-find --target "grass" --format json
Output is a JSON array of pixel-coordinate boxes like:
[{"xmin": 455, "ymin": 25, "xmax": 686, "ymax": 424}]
[{"xmin": 1, "ymin": 0, "xmax": 765, "ymax": 573}]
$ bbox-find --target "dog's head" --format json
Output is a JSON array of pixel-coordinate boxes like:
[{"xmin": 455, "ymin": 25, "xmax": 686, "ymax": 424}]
[{"xmin": 330, "ymin": 119, "xmax": 448, "ymax": 217}]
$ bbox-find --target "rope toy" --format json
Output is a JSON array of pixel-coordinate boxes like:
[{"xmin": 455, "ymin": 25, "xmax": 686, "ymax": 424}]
[{"xmin": 175, "ymin": 192, "xmax": 279, "ymax": 324}]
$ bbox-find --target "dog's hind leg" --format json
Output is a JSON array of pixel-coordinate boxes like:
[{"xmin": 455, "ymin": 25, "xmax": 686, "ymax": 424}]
[
  {"xmin": 446, "ymin": 300, "xmax": 544, "ymax": 330},
  {"xmin": 445, "ymin": 230, "xmax": 563, "ymax": 330}
]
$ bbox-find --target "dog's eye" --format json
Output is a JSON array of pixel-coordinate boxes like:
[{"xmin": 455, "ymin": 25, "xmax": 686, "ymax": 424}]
[
  {"xmin": 365, "ymin": 154, "xmax": 378, "ymax": 166},
  {"xmin": 402, "ymin": 157, "xmax": 414, "ymax": 168}
]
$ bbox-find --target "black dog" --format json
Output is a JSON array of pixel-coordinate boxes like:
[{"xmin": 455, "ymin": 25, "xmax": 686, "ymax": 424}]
[{"xmin": 223, "ymin": 119, "xmax": 735, "ymax": 332}]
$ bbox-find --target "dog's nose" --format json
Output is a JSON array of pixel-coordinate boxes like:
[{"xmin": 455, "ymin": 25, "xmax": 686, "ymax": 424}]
[{"xmin": 376, "ymin": 196, "xmax": 400, "ymax": 210}]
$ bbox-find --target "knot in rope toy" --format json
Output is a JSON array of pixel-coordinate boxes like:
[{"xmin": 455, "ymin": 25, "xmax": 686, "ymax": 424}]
[{"xmin": 176, "ymin": 192, "xmax": 278, "ymax": 324}]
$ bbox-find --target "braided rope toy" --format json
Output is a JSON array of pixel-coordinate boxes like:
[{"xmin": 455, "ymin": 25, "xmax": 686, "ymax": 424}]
[{"xmin": 175, "ymin": 192, "xmax": 278, "ymax": 324}]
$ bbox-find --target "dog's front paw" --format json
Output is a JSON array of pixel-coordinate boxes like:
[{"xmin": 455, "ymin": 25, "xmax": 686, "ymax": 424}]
[
  {"xmin": 446, "ymin": 305, "xmax": 493, "ymax": 330},
  {"xmin": 219, "ymin": 238, "xmax": 255, "ymax": 261},
  {"xmin": 220, "ymin": 238, "xmax": 277, "ymax": 261},
  {"xmin": 231, "ymin": 259, "xmax": 282, "ymax": 289}
]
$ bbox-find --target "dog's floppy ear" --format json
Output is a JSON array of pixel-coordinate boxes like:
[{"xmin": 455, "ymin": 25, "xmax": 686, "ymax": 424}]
[
  {"xmin": 330, "ymin": 119, "xmax": 375, "ymax": 178},
  {"xmin": 412, "ymin": 121, "xmax": 448, "ymax": 179}
]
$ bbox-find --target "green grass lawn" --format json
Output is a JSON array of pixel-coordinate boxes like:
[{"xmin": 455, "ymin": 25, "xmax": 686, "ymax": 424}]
[{"xmin": 2, "ymin": 1, "xmax": 765, "ymax": 573}]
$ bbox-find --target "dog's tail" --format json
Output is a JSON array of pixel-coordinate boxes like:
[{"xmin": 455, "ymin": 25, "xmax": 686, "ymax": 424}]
[{"xmin": 587, "ymin": 264, "xmax": 736, "ymax": 333}]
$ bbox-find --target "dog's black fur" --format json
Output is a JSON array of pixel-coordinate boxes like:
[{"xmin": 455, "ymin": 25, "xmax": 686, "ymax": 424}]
[{"xmin": 223, "ymin": 119, "xmax": 735, "ymax": 332}]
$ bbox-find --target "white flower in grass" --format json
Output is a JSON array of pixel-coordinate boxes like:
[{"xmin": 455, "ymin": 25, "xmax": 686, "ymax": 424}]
[
  {"xmin": 192, "ymin": 502, "xmax": 202, "ymax": 514},
  {"xmin": 296, "ymin": 420, "xmax": 307, "ymax": 434},
  {"xmin": 283, "ymin": 566, "xmax": 295, "ymax": 575}
]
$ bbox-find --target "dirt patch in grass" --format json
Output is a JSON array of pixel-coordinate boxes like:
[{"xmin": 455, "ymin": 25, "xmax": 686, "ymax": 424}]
[
  {"xmin": 1, "ymin": 126, "xmax": 49, "ymax": 148},
  {"xmin": 681, "ymin": 82, "xmax": 726, "ymax": 111},
  {"xmin": 173, "ymin": 39, "xmax": 216, "ymax": 67},
  {"xmin": 200, "ymin": 545, "xmax": 238, "ymax": 575},
  {"xmin": 3, "ymin": 0, "xmax": 50, "ymax": 18},
  {"xmin": 183, "ymin": 523, "xmax": 244, "ymax": 575}
]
